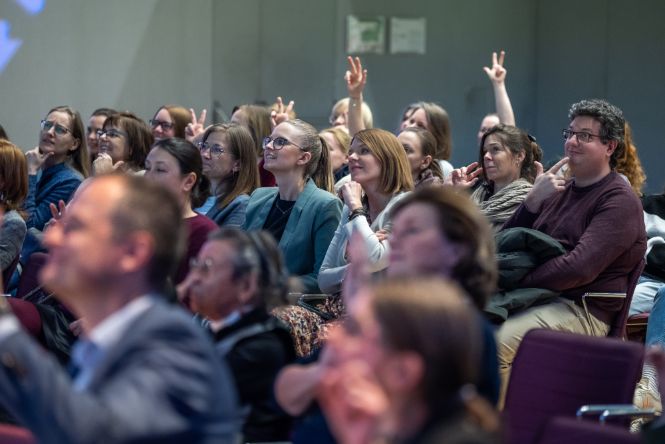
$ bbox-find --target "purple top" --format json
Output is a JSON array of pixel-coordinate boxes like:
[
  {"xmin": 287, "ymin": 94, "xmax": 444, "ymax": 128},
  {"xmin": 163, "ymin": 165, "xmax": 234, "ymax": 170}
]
[
  {"xmin": 503, "ymin": 172, "xmax": 646, "ymax": 322},
  {"xmin": 175, "ymin": 213, "xmax": 218, "ymax": 284}
]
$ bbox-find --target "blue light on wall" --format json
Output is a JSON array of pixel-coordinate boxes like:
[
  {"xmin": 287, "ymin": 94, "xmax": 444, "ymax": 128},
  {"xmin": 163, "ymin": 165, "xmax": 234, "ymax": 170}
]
[
  {"xmin": 15, "ymin": 0, "xmax": 46, "ymax": 15},
  {"xmin": 0, "ymin": 0, "xmax": 45, "ymax": 74}
]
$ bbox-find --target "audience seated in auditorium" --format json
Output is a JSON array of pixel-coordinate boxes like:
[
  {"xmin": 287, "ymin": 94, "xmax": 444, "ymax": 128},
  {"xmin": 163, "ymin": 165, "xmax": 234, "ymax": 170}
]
[
  {"xmin": 92, "ymin": 112, "xmax": 153, "ymax": 175},
  {"xmin": 0, "ymin": 174, "xmax": 239, "ymax": 443},
  {"xmin": 496, "ymin": 98, "xmax": 647, "ymax": 401},
  {"xmin": 144, "ymin": 138, "xmax": 217, "ymax": 285},
  {"xmin": 243, "ymin": 119, "xmax": 342, "ymax": 294},
  {"xmin": 195, "ymin": 123, "xmax": 259, "ymax": 226},
  {"xmin": 318, "ymin": 128, "xmax": 413, "ymax": 295},
  {"xmin": 180, "ymin": 228, "xmax": 295, "ymax": 442}
]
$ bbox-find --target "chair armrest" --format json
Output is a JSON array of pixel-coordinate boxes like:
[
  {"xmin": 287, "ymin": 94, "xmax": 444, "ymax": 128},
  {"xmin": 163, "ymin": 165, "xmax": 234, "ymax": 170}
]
[
  {"xmin": 577, "ymin": 404, "xmax": 658, "ymax": 423},
  {"xmin": 580, "ymin": 293, "xmax": 626, "ymax": 335}
]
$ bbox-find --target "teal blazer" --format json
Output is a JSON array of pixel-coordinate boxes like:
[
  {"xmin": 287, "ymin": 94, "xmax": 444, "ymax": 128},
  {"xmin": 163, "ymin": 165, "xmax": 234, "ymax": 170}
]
[{"xmin": 243, "ymin": 179, "xmax": 342, "ymax": 293}]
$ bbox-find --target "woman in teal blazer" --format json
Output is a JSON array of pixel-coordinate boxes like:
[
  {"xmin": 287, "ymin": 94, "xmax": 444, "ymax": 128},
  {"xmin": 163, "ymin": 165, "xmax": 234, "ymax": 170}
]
[{"xmin": 244, "ymin": 119, "xmax": 342, "ymax": 293}]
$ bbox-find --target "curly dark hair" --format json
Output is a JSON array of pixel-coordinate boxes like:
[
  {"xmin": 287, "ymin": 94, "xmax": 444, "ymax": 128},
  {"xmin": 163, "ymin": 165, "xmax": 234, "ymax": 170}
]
[{"xmin": 568, "ymin": 99, "xmax": 625, "ymax": 169}]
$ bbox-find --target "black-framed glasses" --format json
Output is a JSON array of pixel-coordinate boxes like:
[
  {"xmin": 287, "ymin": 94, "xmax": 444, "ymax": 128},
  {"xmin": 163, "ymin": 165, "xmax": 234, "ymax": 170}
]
[
  {"xmin": 197, "ymin": 141, "xmax": 226, "ymax": 158},
  {"xmin": 262, "ymin": 136, "xmax": 303, "ymax": 151},
  {"xmin": 96, "ymin": 128, "xmax": 128, "ymax": 139},
  {"xmin": 189, "ymin": 257, "xmax": 216, "ymax": 274},
  {"xmin": 149, "ymin": 119, "xmax": 174, "ymax": 130},
  {"xmin": 562, "ymin": 129, "xmax": 602, "ymax": 143},
  {"xmin": 40, "ymin": 120, "xmax": 71, "ymax": 136}
]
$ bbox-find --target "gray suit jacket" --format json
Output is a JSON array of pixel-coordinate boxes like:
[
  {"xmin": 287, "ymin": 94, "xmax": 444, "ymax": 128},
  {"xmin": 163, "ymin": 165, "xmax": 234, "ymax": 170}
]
[{"xmin": 0, "ymin": 297, "xmax": 240, "ymax": 444}]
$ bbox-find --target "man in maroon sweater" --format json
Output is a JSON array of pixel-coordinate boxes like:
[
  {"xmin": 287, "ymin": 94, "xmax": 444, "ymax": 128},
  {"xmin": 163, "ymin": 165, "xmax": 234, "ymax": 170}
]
[{"xmin": 497, "ymin": 99, "xmax": 646, "ymax": 398}]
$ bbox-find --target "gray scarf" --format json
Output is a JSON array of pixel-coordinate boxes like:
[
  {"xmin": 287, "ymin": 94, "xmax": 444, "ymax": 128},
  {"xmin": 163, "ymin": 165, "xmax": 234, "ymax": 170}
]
[{"xmin": 471, "ymin": 178, "xmax": 533, "ymax": 228}]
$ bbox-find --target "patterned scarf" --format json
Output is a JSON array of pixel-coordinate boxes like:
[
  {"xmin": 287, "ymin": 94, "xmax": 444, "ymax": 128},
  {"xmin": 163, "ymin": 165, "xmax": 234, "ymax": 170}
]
[{"xmin": 471, "ymin": 178, "xmax": 533, "ymax": 228}]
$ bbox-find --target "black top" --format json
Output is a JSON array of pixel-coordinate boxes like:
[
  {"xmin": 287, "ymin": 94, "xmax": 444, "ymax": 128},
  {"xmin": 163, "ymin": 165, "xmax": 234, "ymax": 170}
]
[
  {"xmin": 213, "ymin": 308, "xmax": 296, "ymax": 442},
  {"xmin": 262, "ymin": 198, "xmax": 296, "ymax": 242}
]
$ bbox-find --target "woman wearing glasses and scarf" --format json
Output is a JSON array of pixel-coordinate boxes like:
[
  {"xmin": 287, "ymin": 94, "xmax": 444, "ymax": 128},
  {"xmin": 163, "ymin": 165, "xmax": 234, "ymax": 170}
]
[
  {"xmin": 196, "ymin": 123, "xmax": 260, "ymax": 227},
  {"xmin": 243, "ymin": 119, "xmax": 342, "ymax": 294}
]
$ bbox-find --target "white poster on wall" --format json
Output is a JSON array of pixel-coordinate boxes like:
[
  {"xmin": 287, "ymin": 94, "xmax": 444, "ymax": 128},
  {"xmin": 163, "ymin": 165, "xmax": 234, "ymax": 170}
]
[
  {"xmin": 390, "ymin": 17, "xmax": 426, "ymax": 55},
  {"xmin": 347, "ymin": 15, "xmax": 385, "ymax": 54}
]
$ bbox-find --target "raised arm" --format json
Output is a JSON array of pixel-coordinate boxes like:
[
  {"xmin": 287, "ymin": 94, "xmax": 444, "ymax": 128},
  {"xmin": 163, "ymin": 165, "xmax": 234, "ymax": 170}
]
[
  {"xmin": 185, "ymin": 108, "xmax": 207, "ymax": 142},
  {"xmin": 270, "ymin": 97, "xmax": 295, "ymax": 129},
  {"xmin": 345, "ymin": 56, "xmax": 368, "ymax": 137},
  {"xmin": 483, "ymin": 50, "xmax": 515, "ymax": 126}
]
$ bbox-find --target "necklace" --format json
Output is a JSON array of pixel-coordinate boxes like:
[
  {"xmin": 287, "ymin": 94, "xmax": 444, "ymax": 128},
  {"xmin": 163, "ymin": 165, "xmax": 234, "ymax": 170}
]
[{"xmin": 274, "ymin": 198, "xmax": 295, "ymax": 216}]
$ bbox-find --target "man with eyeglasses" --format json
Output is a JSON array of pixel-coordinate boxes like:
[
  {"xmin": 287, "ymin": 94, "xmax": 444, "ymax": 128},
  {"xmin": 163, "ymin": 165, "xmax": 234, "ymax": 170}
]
[{"xmin": 495, "ymin": 99, "xmax": 647, "ymax": 401}]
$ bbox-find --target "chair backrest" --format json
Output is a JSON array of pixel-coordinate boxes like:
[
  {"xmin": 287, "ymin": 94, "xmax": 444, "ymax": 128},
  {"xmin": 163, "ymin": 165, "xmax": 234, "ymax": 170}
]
[
  {"xmin": 609, "ymin": 258, "xmax": 646, "ymax": 338},
  {"xmin": 503, "ymin": 329, "xmax": 644, "ymax": 444},
  {"xmin": 537, "ymin": 416, "xmax": 639, "ymax": 444}
]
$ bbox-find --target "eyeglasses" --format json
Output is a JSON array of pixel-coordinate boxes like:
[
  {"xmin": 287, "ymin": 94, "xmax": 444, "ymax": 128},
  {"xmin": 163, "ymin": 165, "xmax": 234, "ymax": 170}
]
[
  {"xmin": 40, "ymin": 120, "xmax": 71, "ymax": 136},
  {"xmin": 149, "ymin": 119, "xmax": 175, "ymax": 130},
  {"xmin": 96, "ymin": 128, "xmax": 127, "ymax": 139},
  {"xmin": 262, "ymin": 136, "xmax": 303, "ymax": 151},
  {"xmin": 197, "ymin": 141, "xmax": 226, "ymax": 158},
  {"xmin": 189, "ymin": 257, "xmax": 216, "ymax": 274},
  {"xmin": 562, "ymin": 129, "xmax": 603, "ymax": 143}
]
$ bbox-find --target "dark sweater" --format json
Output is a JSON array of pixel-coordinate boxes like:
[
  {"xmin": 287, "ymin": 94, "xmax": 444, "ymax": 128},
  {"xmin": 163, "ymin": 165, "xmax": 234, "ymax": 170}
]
[
  {"xmin": 175, "ymin": 214, "xmax": 218, "ymax": 284},
  {"xmin": 503, "ymin": 172, "xmax": 646, "ymax": 323},
  {"xmin": 213, "ymin": 308, "xmax": 295, "ymax": 442}
]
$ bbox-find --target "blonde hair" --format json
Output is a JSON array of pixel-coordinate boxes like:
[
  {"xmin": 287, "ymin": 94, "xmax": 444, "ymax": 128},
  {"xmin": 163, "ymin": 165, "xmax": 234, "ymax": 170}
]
[
  {"xmin": 320, "ymin": 126, "xmax": 351, "ymax": 156},
  {"xmin": 285, "ymin": 119, "xmax": 334, "ymax": 193},
  {"xmin": 331, "ymin": 98, "xmax": 374, "ymax": 129}
]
